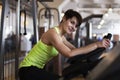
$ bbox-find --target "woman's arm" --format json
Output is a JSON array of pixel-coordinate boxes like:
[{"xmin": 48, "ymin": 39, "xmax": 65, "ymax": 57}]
[
  {"xmin": 45, "ymin": 29, "xmax": 110, "ymax": 58},
  {"xmin": 62, "ymin": 36, "xmax": 76, "ymax": 50}
]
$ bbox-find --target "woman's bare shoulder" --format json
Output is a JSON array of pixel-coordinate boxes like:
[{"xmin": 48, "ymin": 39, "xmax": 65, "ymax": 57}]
[
  {"xmin": 40, "ymin": 28, "xmax": 60, "ymax": 45},
  {"xmin": 46, "ymin": 28, "xmax": 58, "ymax": 36}
]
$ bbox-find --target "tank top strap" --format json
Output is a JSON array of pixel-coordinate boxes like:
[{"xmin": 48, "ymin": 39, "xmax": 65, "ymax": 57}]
[{"xmin": 54, "ymin": 27, "xmax": 60, "ymax": 34}]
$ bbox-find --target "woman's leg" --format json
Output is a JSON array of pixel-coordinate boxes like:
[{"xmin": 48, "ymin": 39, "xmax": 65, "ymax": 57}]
[{"xmin": 18, "ymin": 66, "xmax": 59, "ymax": 80}]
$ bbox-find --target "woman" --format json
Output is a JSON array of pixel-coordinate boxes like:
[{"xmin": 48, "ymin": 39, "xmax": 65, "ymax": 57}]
[{"xmin": 18, "ymin": 9, "xmax": 110, "ymax": 80}]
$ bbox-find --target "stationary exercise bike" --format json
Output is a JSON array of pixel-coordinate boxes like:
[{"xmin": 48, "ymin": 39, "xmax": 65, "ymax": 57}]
[{"xmin": 62, "ymin": 33, "xmax": 112, "ymax": 80}]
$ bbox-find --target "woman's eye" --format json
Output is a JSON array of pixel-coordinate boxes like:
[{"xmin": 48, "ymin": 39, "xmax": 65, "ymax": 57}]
[
  {"xmin": 71, "ymin": 21, "xmax": 75, "ymax": 25},
  {"xmin": 71, "ymin": 21, "xmax": 77, "ymax": 27}
]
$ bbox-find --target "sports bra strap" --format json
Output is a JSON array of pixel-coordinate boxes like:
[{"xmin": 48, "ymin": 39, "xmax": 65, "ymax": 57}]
[{"xmin": 54, "ymin": 27, "xmax": 60, "ymax": 35}]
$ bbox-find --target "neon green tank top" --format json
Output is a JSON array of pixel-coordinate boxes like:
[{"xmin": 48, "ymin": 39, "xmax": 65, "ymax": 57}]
[{"xmin": 19, "ymin": 27, "xmax": 59, "ymax": 69}]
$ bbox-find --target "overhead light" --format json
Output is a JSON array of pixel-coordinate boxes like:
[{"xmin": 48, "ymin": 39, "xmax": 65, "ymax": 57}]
[
  {"xmin": 108, "ymin": 8, "xmax": 113, "ymax": 13},
  {"xmin": 104, "ymin": 13, "xmax": 109, "ymax": 17},
  {"xmin": 100, "ymin": 19, "xmax": 105, "ymax": 25},
  {"xmin": 93, "ymin": 33, "xmax": 97, "ymax": 37},
  {"xmin": 97, "ymin": 25, "xmax": 102, "ymax": 29}
]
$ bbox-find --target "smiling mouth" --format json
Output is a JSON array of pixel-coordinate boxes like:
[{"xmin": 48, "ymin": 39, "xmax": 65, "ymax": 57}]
[
  {"xmin": 69, "ymin": 27, "xmax": 74, "ymax": 32},
  {"xmin": 68, "ymin": 28, "xmax": 73, "ymax": 33}
]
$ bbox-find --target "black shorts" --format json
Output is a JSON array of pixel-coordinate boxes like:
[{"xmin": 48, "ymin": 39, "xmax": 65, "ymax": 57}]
[{"xmin": 18, "ymin": 66, "xmax": 59, "ymax": 80}]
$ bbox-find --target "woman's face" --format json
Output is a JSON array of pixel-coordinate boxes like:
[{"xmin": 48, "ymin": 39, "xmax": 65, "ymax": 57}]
[{"xmin": 63, "ymin": 16, "xmax": 78, "ymax": 34}]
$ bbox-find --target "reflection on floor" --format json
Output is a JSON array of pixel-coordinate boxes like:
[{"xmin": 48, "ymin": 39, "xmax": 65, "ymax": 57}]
[
  {"xmin": 4, "ymin": 60, "xmax": 15, "ymax": 80},
  {"xmin": 4, "ymin": 51, "xmax": 25, "ymax": 80}
]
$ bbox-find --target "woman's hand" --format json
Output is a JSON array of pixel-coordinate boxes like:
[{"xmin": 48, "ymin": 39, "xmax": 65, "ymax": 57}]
[{"xmin": 96, "ymin": 39, "xmax": 110, "ymax": 48}]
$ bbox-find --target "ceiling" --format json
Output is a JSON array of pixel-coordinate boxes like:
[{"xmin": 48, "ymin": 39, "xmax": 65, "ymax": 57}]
[
  {"xmin": 40, "ymin": 0, "xmax": 120, "ymax": 12},
  {"xmin": 38, "ymin": 0, "xmax": 120, "ymax": 34},
  {"xmin": 39, "ymin": 0, "xmax": 120, "ymax": 19},
  {"xmin": 63, "ymin": 0, "xmax": 120, "ymax": 16}
]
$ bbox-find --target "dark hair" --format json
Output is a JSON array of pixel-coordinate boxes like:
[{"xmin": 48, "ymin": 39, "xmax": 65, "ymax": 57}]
[{"xmin": 64, "ymin": 9, "xmax": 82, "ymax": 27}]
